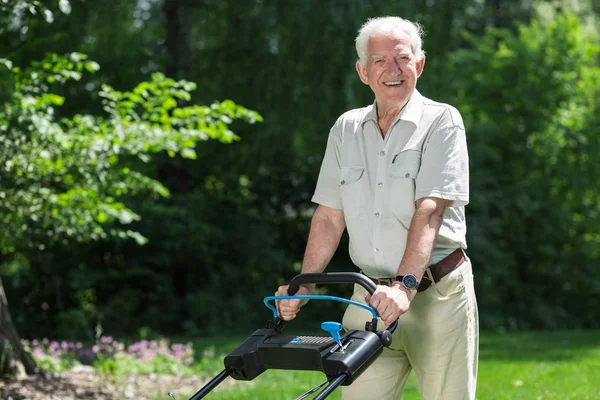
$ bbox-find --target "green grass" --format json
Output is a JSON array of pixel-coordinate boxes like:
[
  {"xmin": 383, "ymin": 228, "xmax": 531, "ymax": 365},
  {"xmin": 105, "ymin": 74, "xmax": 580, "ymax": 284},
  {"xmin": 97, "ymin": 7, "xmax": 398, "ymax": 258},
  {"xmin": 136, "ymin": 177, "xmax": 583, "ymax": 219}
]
[{"xmin": 180, "ymin": 330, "xmax": 600, "ymax": 400}]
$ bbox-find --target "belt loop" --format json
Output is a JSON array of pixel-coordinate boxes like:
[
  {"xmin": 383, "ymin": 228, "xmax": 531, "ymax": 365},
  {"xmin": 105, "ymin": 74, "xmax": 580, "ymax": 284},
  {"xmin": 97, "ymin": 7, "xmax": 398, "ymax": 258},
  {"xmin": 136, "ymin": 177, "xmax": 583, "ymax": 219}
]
[{"xmin": 425, "ymin": 268, "xmax": 435, "ymax": 286}]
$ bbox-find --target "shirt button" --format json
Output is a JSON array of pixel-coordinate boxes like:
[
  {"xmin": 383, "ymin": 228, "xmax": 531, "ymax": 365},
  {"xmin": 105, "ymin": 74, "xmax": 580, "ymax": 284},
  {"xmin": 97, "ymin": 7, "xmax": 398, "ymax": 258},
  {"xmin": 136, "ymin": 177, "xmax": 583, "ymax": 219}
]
[
  {"xmin": 374, "ymin": 247, "xmax": 380, "ymax": 252},
  {"xmin": 405, "ymin": 173, "xmax": 410, "ymax": 178},
  {"xmin": 379, "ymin": 151, "xmax": 385, "ymax": 156},
  {"xmin": 375, "ymin": 212, "xmax": 380, "ymax": 218},
  {"xmin": 340, "ymin": 180, "xmax": 345, "ymax": 185},
  {"xmin": 378, "ymin": 182, "xmax": 383, "ymax": 188}
]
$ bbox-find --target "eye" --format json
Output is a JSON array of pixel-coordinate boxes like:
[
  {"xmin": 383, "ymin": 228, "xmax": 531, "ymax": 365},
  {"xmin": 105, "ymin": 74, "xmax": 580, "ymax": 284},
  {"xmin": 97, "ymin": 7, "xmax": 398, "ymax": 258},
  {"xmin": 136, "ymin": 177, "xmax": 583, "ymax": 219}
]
[{"xmin": 374, "ymin": 59, "xmax": 383, "ymax": 64}]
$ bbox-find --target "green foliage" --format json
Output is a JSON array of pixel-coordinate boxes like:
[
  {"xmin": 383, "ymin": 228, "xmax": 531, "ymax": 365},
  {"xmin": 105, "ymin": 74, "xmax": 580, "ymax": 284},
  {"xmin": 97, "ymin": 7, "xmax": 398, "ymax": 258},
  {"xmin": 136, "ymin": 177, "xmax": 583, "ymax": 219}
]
[
  {"xmin": 21, "ymin": 339, "xmax": 81, "ymax": 373},
  {"xmin": 451, "ymin": 12, "xmax": 600, "ymax": 329},
  {"xmin": 3, "ymin": 0, "xmax": 600, "ymax": 342},
  {"xmin": 0, "ymin": 52, "xmax": 261, "ymax": 254},
  {"xmin": 0, "ymin": 0, "xmax": 71, "ymax": 25},
  {"xmin": 93, "ymin": 350, "xmax": 194, "ymax": 377},
  {"xmin": 31, "ymin": 354, "xmax": 79, "ymax": 373},
  {"xmin": 23, "ymin": 336, "xmax": 196, "ymax": 376},
  {"xmin": 93, "ymin": 353, "xmax": 190, "ymax": 376}
]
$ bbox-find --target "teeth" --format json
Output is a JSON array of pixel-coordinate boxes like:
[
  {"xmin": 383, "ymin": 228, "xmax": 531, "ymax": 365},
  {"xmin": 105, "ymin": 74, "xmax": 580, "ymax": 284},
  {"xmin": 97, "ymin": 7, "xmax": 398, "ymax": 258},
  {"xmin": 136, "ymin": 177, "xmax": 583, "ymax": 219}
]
[{"xmin": 384, "ymin": 81, "xmax": 403, "ymax": 86}]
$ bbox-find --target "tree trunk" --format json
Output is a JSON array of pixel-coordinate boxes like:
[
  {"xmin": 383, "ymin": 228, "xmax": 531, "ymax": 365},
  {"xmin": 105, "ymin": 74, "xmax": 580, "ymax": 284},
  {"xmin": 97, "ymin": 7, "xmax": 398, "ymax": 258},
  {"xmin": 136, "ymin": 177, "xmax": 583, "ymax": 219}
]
[
  {"xmin": 161, "ymin": 0, "xmax": 181, "ymax": 80},
  {"xmin": 160, "ymin": 0, "xmax": 197, "ymax": 329},
  {"xmin": 161, "ymin": 0, "xmax": 194, "ymax": 82},
  {"xmin": 0, "ymin": 277, "xmax": 37, "ymax": 378}
]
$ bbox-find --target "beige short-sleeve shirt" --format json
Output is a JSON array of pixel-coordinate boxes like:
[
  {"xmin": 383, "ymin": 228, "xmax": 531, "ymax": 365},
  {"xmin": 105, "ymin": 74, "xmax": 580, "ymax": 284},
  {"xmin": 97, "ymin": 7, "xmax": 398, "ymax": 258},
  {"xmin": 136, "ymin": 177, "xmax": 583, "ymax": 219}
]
[{"xmin": 311, "ymin": 90, "xmax": 469, "ymax": 277}]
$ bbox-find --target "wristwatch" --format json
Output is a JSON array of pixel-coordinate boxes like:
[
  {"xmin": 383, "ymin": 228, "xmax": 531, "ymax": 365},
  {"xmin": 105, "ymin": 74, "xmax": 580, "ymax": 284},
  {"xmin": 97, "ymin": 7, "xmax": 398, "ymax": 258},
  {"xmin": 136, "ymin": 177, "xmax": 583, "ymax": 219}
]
[{"xmin": 395, "ymin": 274, "xmax": 419, "ymax": 290}]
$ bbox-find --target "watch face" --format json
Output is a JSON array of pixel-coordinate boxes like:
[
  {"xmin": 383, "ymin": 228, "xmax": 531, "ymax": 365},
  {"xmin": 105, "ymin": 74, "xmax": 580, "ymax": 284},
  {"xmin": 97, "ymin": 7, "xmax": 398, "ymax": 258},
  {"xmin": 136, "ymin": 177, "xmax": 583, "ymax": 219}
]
[{"xmin": 403, "ymin": 274, "xmax": 418, "ymax": 289}]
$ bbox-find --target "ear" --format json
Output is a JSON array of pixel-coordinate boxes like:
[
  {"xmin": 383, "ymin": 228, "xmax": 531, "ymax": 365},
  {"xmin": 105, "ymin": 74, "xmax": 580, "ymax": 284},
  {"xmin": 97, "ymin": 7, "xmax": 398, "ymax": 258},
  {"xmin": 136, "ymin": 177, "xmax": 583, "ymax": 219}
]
[
  {"xmin": 355, "ymin": 61, "xmax": 369, "ymax": 85},
  {"xmin": 416, "ymin": 56, "xmax": 426, "ymax": 78}
]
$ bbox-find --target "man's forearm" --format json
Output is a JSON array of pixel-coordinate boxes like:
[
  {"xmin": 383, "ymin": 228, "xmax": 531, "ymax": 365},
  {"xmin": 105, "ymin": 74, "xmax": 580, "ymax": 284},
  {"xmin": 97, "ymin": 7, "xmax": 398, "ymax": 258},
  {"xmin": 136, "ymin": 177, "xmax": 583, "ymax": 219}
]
[
  {"xmin": 396, "ymin": 198, "xmax": 447, "ymax": 279},
  {"xmin": 301, "ymin": 206, "xmax": 346, "ymax": 278}
]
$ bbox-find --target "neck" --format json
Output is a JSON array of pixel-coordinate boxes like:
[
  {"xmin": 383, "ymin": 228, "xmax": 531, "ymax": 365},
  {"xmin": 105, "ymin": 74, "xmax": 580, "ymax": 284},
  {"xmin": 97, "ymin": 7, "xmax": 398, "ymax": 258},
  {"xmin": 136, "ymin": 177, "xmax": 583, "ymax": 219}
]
[
  {"xmin": 376, "ymin": 98, "xmax": 410, "ymax": 121},
  {"xmin": 377, "ymin": 105, "xmax": 403, "ymax": 121},
  {"xmin": 376, "ymin": 97, "xmax": 411, "ymax": 138}
]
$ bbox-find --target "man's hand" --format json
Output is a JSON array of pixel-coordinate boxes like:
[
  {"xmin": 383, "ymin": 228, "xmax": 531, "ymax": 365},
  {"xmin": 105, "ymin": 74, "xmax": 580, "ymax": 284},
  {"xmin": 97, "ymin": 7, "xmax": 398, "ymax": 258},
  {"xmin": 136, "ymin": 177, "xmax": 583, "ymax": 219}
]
[
  {"xmin": 365, "ymin": 284, "xmax": 416, "ymax": 326},
  {"xmin": 274, "ymin": 284, "xmax": 313, "ymax": 321}
]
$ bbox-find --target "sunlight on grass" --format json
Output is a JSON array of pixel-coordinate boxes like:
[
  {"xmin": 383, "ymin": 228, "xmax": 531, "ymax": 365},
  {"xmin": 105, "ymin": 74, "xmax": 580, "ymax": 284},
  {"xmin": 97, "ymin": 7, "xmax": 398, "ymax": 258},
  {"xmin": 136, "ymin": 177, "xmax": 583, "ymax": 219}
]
[
  {"xmin": 476, "ymin": 331, "xmax": 600, "ymax": 400},
  {"xmin": 182, "ymin": 330, "xmax": 600, "ymax": 400},
  {"xmin": 197, "ymin": 370, "xmax": 419, "ymax": 400}
]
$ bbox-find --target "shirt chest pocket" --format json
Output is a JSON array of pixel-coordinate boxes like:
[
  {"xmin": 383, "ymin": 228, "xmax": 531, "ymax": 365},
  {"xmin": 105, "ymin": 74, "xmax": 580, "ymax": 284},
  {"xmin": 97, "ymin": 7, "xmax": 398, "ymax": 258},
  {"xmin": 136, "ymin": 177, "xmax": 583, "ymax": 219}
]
[
  {"xmin": 390, "ymin": 150, "xmax": 421, "ymax": 179},
  {"xmin": 389, "ymin": 150, "xmax": 421, "ymax": 225},
  {"xmin": 340, "ymin": 166, "xmax": 364, "ymax": 219}
]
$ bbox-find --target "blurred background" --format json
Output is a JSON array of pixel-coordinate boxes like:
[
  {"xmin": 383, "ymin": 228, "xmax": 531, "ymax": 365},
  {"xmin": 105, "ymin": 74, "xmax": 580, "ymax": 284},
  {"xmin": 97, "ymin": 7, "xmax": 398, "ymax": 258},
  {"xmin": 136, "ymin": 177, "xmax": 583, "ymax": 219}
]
[{"xmin": 1, "ymin": 0, "xmax": 599, "ymax": 359}]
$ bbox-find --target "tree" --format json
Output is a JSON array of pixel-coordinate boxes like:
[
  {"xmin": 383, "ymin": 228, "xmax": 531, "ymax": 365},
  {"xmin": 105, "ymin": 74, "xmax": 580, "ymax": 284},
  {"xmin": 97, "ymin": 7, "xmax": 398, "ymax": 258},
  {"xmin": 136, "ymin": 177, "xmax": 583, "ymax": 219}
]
[
  {"xmin": 450, "ymin": 12, "xmax": 600, "ymax": 329},
  {"xmin": 0, "ymin": 52, "xmax": 261, "ymax": 377}
]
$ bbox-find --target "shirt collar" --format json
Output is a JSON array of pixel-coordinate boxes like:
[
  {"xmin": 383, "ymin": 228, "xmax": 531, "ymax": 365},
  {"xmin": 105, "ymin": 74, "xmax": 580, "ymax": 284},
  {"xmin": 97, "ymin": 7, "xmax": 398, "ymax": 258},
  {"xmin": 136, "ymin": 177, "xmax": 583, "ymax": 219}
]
[{"xmin": 361, "ymin": 89, "xmax": 424, "ymax": 127}]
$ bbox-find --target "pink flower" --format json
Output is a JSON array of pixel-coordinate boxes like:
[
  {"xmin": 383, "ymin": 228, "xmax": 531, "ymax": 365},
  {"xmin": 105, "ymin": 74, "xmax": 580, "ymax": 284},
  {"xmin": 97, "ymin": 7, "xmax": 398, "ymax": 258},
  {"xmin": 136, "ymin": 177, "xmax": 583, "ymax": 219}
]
[{"xmin": 101, "ymin": 336, "xmax": 113, "ymax": 344}]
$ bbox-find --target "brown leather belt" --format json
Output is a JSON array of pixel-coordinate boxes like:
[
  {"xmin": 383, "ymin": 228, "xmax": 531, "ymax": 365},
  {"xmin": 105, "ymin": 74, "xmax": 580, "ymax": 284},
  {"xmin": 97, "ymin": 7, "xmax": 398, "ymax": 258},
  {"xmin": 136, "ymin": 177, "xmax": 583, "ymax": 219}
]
[{"xmin": 367, "ymin": 248, "xmax": 465, "ymax": 292}]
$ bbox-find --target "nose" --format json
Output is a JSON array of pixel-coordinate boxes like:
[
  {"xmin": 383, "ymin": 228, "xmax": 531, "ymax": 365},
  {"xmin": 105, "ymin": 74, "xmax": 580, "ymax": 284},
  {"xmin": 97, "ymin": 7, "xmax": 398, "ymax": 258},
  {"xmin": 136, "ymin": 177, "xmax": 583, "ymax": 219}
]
[{"xmin": 389, "ymin": 59, "xmax": 401, "ymax": 75}]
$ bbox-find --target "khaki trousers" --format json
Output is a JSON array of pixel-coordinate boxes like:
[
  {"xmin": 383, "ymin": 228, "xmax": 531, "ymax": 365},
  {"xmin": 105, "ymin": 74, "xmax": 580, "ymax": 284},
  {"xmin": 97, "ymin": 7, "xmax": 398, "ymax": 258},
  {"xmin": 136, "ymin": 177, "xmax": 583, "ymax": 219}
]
[{"xmin": 341, "ymin": 258, "xmax": 479, "ymax": 400}]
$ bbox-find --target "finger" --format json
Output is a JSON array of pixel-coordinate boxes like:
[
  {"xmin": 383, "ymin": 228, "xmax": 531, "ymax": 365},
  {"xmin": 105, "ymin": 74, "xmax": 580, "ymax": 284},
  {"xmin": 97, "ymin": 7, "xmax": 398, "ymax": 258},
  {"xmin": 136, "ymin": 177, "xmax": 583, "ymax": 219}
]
[
  {"xmin": 387, "ymin": 310, "xmax": 401, "ymax": 326},
  {"xmin": 276, "ymin": 286, "xmax": 288, "ymax": 296},
  {"xmin": 278, "ymin": 300, "xmax": 289, "ymax": 312},
  {"xmin": 367, "ymin": 293, "xmax": 380, "ymax": 309},
  {"xmin": 376, "ymin": 303, "xmax": 390, "ymax": 320},
  {"xmin": 382, "ymin": 309, "xmax": 397, "ymax": 326},
  {"xmin": 280, "ymin": 312, "xmax": 296, "ymax": 321},
  {"xmin": 278, "ymin": 299, "xmax": 293, "ymax": 317},
  {"xmin": 378, "ymin": 306, "xmax": 390, "ymax": 321},
  {"xmin": 280, "ymin": 299, "xmax": 300, "ymax": 310},
  {"xmin": 279, "ymin": 300, "xmax": 302, "ymax": 317}
]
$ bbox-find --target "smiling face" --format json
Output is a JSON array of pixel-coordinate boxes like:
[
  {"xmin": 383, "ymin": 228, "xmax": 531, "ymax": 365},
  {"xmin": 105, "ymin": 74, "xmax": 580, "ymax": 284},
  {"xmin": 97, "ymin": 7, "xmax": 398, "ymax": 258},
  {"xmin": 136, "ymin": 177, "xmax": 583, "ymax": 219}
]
[{"xmin": 356, "ymin": 34, "xmax": 425, "ymax": 114}]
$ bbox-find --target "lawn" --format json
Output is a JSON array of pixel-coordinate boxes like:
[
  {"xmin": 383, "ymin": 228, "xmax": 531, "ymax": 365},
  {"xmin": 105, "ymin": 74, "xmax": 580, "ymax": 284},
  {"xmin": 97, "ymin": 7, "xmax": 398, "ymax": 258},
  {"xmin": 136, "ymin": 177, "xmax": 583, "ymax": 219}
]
[{"xmin": 182, "ymin": 330, "xmax": 600, "ymax": 400}]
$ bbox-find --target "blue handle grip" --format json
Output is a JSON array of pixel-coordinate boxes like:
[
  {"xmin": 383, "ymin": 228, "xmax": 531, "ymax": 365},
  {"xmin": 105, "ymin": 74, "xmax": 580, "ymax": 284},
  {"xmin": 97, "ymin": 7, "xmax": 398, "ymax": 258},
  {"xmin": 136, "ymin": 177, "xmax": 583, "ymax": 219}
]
[{"xmin": 263, "ymin": 295, "xmax": 378, "ymax": 319}]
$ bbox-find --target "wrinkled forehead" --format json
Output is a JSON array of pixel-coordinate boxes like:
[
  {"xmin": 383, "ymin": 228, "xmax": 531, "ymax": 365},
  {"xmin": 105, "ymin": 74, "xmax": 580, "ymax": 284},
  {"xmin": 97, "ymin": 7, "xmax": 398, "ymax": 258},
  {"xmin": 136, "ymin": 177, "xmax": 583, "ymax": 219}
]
[{"xmin": 367, "ymin": 33, "xmax": 413, "ymax": 56}]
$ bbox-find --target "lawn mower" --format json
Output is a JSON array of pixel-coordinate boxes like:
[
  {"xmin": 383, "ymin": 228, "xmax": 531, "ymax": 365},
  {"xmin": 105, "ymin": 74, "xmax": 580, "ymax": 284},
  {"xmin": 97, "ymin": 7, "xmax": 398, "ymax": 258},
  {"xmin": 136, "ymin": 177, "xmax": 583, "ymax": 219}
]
[{"xmin": 186, "ymin": 272, "xmax": 398, "ymax": 400}]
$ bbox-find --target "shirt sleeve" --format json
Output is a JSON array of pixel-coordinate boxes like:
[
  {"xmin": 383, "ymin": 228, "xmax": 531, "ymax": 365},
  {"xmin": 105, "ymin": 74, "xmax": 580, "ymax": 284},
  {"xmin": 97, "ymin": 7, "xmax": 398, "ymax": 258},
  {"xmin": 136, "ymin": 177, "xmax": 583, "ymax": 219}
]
[
  {"xmin": 416, "ymin": 110, "xmax": 469, "ymax": 207},
  {"xmin": 311, "ymin": 125, "xmax": 343, "ymax": 209}
]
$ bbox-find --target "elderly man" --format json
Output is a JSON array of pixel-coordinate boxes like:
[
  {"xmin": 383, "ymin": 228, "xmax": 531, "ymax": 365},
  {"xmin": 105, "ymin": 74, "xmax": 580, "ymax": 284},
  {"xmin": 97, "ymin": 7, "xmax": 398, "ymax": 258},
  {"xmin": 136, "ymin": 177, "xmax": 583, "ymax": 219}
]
[{"xmin": 276, "ymin": 16, "xmax": 478, "ymax": 400}]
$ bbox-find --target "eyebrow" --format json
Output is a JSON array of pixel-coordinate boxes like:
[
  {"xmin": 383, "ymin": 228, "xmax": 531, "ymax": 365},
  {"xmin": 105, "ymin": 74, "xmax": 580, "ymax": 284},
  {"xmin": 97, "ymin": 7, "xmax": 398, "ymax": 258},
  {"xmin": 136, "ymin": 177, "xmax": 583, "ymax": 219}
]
[{"xmin": 371, "ymin": 53, "xmax": 412, "ymax": 61}]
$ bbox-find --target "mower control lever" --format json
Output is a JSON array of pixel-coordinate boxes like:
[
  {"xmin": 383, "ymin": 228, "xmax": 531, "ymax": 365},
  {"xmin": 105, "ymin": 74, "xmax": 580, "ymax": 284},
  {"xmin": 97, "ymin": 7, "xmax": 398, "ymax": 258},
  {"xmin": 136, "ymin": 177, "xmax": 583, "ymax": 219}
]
[
  {"xmin": 264, "ymin": 295, "xmax": 377, "ymax": 320},
  {"xmin": 321, "ymin": 321, "xmax": 343, "ymax": 349}
]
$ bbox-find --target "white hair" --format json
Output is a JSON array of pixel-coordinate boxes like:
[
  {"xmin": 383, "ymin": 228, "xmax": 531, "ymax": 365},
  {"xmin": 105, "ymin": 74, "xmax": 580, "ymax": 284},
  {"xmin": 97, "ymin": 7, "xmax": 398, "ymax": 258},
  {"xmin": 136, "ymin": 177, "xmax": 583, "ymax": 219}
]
[{"xmin": 355, "ymin": 16, "xmax": 425, "ymax": 66}]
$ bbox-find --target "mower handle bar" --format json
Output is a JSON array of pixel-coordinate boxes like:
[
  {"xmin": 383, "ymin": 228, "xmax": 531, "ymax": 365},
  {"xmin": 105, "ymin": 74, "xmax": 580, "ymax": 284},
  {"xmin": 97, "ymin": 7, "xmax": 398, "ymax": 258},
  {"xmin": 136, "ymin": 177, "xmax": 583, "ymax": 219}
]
[
  {"xmin": 288, "ymin": 272, "xmax": 376, "ymax": 295},
  {"xmin": 282, "ymin": 272, "xmax": 398, "ymax": 335}
]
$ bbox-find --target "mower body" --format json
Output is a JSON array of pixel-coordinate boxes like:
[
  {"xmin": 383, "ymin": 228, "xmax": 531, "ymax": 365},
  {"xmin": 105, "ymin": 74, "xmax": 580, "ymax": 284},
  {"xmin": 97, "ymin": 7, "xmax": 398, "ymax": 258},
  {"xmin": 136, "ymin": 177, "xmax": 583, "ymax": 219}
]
[{"xmin": 224, "ymin": 327, "xmax": 383, "ymax": 385}]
